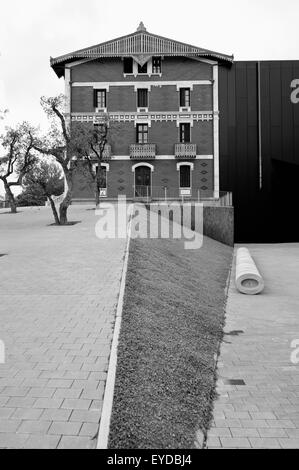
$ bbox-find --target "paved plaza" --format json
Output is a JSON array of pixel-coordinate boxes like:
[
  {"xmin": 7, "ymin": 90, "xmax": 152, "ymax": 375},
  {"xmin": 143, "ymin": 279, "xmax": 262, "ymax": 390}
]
[
  {"xmin": 207, "ymin": 244, "xmax": 299, "ymax": 449},
  {"xmin": 0, "ymin": 206, "xmax": 127, "ymax": 449}
]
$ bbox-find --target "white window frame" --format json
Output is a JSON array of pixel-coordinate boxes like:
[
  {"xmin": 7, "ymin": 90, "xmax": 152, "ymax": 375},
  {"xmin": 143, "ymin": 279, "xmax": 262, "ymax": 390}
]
[
  {"xmin": 178, "ymin": 87, "xmax": 191, "ymax": 112},
  {"xmin": 178, "ymin": 122, "xmax": 192, "ymax": 144},
  {"xmin": 92, "ymin": 162, "xmax": 110, "ymax": 198},
  {"xmin": 177, "ymin": 162, "xmax": 194, "ymax": 196},
  {"xmin": 132, "ymin": 163, "xmax": 154, "ymax": 198},
  {"xmin": 136, "ymin": 87, "xmax": 149, "ymax": 113},
  {"xmin": 123, "ymin": 58, "xmax": 162, "ymax": 78}
]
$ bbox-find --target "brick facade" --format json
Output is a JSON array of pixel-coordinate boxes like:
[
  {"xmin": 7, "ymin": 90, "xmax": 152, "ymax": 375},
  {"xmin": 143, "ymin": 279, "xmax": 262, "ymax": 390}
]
[
  {"xmin": 58, "ymin": 30, "xmax": 221, "ymax": 202},
  {"xmin": 71, "ymin": 57, "xmax": 213, "ymax": 83},
  {"xmin": 72, "ymin": 159, "xmax": 214, "ymax": 202}
]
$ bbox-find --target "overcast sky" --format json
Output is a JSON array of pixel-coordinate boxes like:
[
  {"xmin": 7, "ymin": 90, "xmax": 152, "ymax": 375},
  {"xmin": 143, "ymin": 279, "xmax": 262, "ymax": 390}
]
[{"xmin": 1, "ymin": 0, "xmax": 299, "ymax": 194}]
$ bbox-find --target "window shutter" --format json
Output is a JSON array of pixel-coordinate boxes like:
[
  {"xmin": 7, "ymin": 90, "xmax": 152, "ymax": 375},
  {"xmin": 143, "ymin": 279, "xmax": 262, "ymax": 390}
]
[
  {"xmin": 185, "ymin": 124, "xmax": 191, "ymax": 143},
  {"xmin": 137, "ymin": 89, "xmax": 148, "ymax": 108},
  {"xmin": 180, "ymin": 88, "xmax": 185, "ymax": 107},
  {"xmin": 93, "ymin": 89, "xmax": 98, "ymax": 108}
]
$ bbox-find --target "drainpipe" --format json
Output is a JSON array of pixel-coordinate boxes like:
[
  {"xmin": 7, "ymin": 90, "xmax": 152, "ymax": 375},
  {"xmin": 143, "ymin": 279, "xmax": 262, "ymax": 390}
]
[{"xmin": 257, "ymin": 61, "xmax": 263, "ymax": 190}]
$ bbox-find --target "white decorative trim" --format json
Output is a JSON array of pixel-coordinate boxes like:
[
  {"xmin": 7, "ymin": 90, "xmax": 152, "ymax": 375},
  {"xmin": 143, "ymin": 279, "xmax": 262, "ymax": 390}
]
[
  {"xmin": 132, "ymin": 162, "xmax": 154, "ymax": 172},
  {"xmin": 92, "ymin": 162, "xmax": 110, "ymax": 171},
  {"xmin": 134, "ymin": 117, "xmax": 151, "ymax": 127},
  {"xmin": 176, "ymin": 118, "xmax": 194, "ymax": 128},
  {"xmin": 190, "ymin": 56, "xmax": 218, "ymax": 66},
  {"xmin": 109, "ymin": 155, "xmax": 213, "ymax": 160},
  {"xmin": 176, "ymin": 84, "xmax": 193, "ymax": 92},
  {"xmin": 179, "ymin": 106, "xmax": 191, "ymax": 113},
  {"xmin": 134, "ymin": 85, "xmax": 151, "ymax": 92},
  {"xmin": 71, "ymin": 111, "xmax": 213, "ymax": 124},
  {"xmin": 52, "ymin": 30, "xmax": 233, "ymax": 68},
  {"xmin": 176, "ymin": 162, "xmax": 194, "ymax": 171},
  {"xmin": 72, "ymin": 80, "xmax": 212, "ymax": 88},
  {"xmin": 94, "ymin": 84, "xmax": 110, "ymax": 91},
  {"xmin": 95, "ymin": 107, "xmax": 107, "ymax": 113},
  {"xmin": 67, "ymin": 59, "xmax": 94, "ymax": 68},
  {"xmin": 213, "ymin": 64, "xmax": 220, "ymax": 198}
]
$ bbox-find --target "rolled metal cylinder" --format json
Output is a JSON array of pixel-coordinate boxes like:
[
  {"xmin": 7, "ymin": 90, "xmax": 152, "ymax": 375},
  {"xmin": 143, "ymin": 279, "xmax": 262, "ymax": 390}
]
[{"xmin": 235, "ymin": 247, "xmax": 264, "ymax": 295}]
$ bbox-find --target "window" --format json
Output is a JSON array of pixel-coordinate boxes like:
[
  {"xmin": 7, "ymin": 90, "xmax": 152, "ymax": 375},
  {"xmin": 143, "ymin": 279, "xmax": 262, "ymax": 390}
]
[
  {"xmin": 179, "ymin": 123, "xmax": 191, "ymax": 143},
  {"xmin": 94, "ymin": 165, "xmax": 107, "ymax": 189},
  {"xmin": 137, "ymin": 89, "xmax": 149, "ymax": 108},
  {"xmin": 180, "ymin": 88, "xmax": 191, "ymax": 107},
  {"xmin": 180, "ymin": 165, "xmax": 191, "ymax": 188},
  {"xmin": 152, "ymin": 57, "xmax": 162, "ymax": 74},
  {"xmin": 123, "ymin": 58, "xmax": 133, "ymax": 74},
  {"xmin": 98, "ymin": 166, "xmax": 107, "ymax": 189},
  {"xmin": 138, "ymin": 62, "xmax": 148, "ymax": 74},
  {"xmin": 93, "ymin": 123, "xmax": 107, "ymax": 143},
  {"xmin": 136, "ymin": 124, "xmax": 148, "ymax": 144},
  {"xmin": 94, "ymin": 89, "xmax": 106, "ymax": 108}
]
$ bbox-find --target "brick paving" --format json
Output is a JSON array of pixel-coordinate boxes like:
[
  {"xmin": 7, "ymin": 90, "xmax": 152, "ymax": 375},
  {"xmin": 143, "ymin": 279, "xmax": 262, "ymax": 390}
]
[
  {"xmin": 207, "ymin": 244, "xmax": 299, "ymax": 449},
  {"xmin": 0, "ymin": 206, "xmax": 127, "ymax": 449}
]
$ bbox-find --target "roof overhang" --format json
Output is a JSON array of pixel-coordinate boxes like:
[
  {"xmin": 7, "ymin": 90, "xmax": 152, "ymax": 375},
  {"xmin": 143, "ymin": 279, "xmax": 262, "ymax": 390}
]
[{"xmin": 51, "ymin": 24, "xmax": 234, "ymax": 78}]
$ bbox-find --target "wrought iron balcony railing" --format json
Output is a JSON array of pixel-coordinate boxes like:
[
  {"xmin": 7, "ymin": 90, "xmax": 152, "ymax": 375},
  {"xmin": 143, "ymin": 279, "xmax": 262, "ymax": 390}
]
[
  {"xmin": 174, "ymin": 143, "xmax": 197, "ymax": 159},
  {"xmin": 130, "ymin": 144, "xmax": 156, "ymax": 159},
  {"xmin": 92, "ymin": 143, "xmax": 112, "ymax": 160}
]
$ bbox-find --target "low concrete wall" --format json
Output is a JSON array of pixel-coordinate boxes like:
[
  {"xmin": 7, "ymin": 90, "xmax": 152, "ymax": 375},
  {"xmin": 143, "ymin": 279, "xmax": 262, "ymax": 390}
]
[
  {"xmin": 202, "ymin": 206, "xmax": 234, "ymax": 247},
  {"xmin": 146, "ymin": 203, "xmax": 234, "ymax": 247}
]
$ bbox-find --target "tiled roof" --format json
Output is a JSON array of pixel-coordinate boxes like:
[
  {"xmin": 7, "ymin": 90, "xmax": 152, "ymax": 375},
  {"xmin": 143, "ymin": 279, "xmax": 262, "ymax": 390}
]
[{"xmin": 51, "ymin": 23, "xmax": 234, "ymax": 77}]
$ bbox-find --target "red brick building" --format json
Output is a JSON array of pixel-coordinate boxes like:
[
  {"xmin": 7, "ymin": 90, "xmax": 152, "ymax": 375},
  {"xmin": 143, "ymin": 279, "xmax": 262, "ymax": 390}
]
[{"xmin": 51, "ymin": 23, "xmax": 233, "ymax": 203}]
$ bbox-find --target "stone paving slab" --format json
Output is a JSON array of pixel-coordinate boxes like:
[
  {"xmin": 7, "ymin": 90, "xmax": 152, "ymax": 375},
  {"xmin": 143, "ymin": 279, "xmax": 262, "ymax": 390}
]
[
  {"xmin": 207, "ymin": 244, "xmax": 299, "ymax": 449},
  {"xmin": 0, "ymin": 206, "xmax": 127, "ymax": 449}
]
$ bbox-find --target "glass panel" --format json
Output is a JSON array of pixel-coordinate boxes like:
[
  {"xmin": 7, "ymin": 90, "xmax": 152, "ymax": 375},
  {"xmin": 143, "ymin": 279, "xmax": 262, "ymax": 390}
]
[
  {"xmin": 138, "ymin": 62, "xmax": 148, "ymax": 74},
  {"xmin": 136, "ymin": 124, "xmax": 148, "ymax": 144},
  {"xmin": 180, "ymin": 124, "xmax": 191, "ymax": 143},
  {"xmin": 180, "ymin": 165, "xmax": 191, "ymax": 188},
  {"xmin": 124, "ymin": 58, "xmax": 133, "ymax": 74},
  {"xmin": 137, "ymin": 89, "xmax": 148, "ymax": 108},
  {"xmin": 97, "ymin": 90, "xmax": 106, "ymax": 108},
  {"xmin": 180, "ymin": 88, "xmax": 191, "ymax": 107},
  {"xmin": 152, "ymin": 57, "xmax": 161, "ymax": 74}
]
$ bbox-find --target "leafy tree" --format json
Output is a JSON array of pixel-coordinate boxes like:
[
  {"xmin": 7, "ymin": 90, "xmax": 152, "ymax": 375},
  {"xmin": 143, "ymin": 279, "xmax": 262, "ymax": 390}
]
[
  {"xmin": 16, "ymin": 184, "xmax": 47, "ymax": 207},
  {"xmin": 0, "ymin": 122, "xmax": 36, "ymax": 213},
  {"xmin": 23, "ymin": 160, "xmax": 64, "ymax": 224}
]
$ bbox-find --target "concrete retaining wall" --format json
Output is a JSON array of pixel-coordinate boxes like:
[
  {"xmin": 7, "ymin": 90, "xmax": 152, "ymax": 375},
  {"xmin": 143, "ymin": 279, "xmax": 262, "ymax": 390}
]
[
  {"xmin": 146, "ymin": 203, "xmax": 234, "ymax": 247},
  {"xmin": 203, "ymin": 206, "xmax": 234, "ymax": 247}
]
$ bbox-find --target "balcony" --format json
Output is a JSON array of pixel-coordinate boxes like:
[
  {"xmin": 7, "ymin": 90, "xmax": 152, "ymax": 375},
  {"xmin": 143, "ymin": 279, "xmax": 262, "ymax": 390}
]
[
  {"xmin": 175, "ymin": 143, "xmax": 197, "ymax": 159},
  {"xmin": 130, "ymin": 144, "xmax": 156, "ymax": 160},
  {"xmin": 92, "ymin": 143, "xmax": 112, "ymax": 160}
]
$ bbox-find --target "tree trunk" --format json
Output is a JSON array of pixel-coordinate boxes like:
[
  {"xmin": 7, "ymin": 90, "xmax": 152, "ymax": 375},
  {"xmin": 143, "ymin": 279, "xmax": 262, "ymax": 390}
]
[
  {"xmin": 3, "ymin": 180, "xmax": 17, "ymax": 214},
  {"xmin": 95, "ymin": 176, "xmax": 100, "ymax": 207},
  {"xmin": 59, "ymin": 169, "xmax": 73, "ymax": 225},
  {"xmin": 95, "ymin": 163, "xmax": 102, "ymax": 207},
  {"xmin": 48, "ymin": 196, "xmax": 60, "ymax": 225}
]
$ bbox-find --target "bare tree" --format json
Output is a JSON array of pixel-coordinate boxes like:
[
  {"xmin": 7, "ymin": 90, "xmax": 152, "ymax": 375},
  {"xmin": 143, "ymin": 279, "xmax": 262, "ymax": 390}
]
[
  {"xmin": 72, "ymin": 117, "xmax": 111, "ymax": 206},
  {"xmin": 33, "ymin": 95, "xmax": 113, "ymax": 223},
  {"xmin": 0, "ymin": 122, "xmax": 36, "ymax": 213},
  {"xmin": 31, "ymin": 95, "xmax": 76, "ymax": 225}
]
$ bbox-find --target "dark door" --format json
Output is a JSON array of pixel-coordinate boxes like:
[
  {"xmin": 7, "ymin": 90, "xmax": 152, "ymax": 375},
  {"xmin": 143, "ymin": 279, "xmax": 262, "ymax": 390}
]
[{"xmin": 135, "ymin": 166, "xmax": 151, "ymax": 197}]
